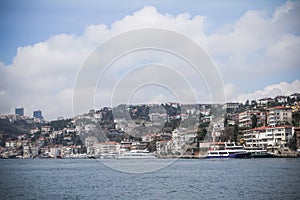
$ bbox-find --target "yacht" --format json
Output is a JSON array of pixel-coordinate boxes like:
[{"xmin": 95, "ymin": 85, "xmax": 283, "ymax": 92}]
[
  {"xmin": 117, "ymin": 149, "xmax": 156, "ymax": 159},
  {"xmin": 206, "ymin": 142, "xmax": 250, "ymax": 158}
]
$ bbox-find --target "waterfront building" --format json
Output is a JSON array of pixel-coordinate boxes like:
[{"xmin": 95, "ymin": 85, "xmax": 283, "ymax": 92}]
[
  {"xmin": 85, "ymin": 136, "xmax": 98, "ymax": 154},
  {"xmin": 49, "ymin": 146, "xmax": 62, "ymax": 158},
  {"xmin": 156, "ymin": 140, "xmax": 169, "ymax": 156},
  {"xmin": 166, "ymin": 128, "xmax": 197, "ymax": 155},
  {"xmin": 23, "ymin": 146, "xmax": 31, "ymax": 158},
  {"xmin": 243, "ymin": 125, "xmax": 292, "ymax": 148},
  {"xmin": 94, "ymin": 142, "xmax": 120, "ymax": 155},
  {"xmin": 15, "ymin": 107, "xmax": 24, "ymax": 116},
  {"xmin": 131, "ymin": 141, "xmax": 148, "ymax": 150},
  {"xmin": 31, "ymin": 146, "xmax": 39, "ymax": 157},
  {"xmin": 119, "ymin": 140, "xmax": 132, "ymax": 151}
]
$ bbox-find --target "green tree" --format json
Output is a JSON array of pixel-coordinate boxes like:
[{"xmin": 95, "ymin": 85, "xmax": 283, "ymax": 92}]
[
  {"xmin": 251, "ymin": 100, "xmax": 257, "ymax": 108},
  {"xmin": 196, "ymin": 127, "xmax": 207, "ymax": 141},
  {"xmin": 292, "ymin": 112, "xmax": 300, "ymax": 126},
  {"xmin": 49, "ymin": 118, "xmax": 72, "ymax": 131},
  {"xmin": 220, "ymin": 126, "xmax": 237, "ymax": 142},
  {"xmin": 245, "ymin": 100, "xmax": 249, "ymax": 107},
  {"xmin": 251, "ymin": 114, "xmax": 258, "ymax": 128},
  {"xmin": 147, "ymin": 140, "xmax": 157, "ymax": 152},
  {"xmin": 199, "ymin": 121, "xmax": 210, "ymax": 128},
  {"xmin": 287, "ymin": 133, "xmax": 298, "ymax": 151},
  {"xmin": 163, "ymin": 118, "xmax": 181, "ymax": 133}
]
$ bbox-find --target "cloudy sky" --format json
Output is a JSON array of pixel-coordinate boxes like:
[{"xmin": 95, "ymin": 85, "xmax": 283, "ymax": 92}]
[{"xmin": 0, "ymin": 0, "xmax": 299, "ymax": 120}]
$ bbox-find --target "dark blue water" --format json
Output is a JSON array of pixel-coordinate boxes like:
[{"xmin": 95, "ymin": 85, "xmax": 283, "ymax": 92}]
[{"xmin": 0, "ymin": 158, "xmax": 299, "ymax": 200}]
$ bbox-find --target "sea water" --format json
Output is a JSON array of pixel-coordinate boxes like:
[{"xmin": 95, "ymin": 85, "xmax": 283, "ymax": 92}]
[{"xmin": 0, "ymin": 158, "xmax": 299, "ymax": 200}]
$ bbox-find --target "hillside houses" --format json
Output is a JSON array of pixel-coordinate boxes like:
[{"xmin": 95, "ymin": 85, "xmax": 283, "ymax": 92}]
[{"xmin": 0, "ymin": 93, "xmax": 299, "ymax": 159}]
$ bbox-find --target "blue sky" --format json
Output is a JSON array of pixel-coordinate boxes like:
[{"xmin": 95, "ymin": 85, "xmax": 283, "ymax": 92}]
[
  {"xmin": 0, "ymin": 0, "xmax": 299, "ymax": 119},
  {"xmin": 0, "ymin": 0, "xmax": 286, "ymax": 64}
]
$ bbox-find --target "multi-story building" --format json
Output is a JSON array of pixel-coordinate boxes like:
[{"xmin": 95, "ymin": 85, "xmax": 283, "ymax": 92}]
[
  {"xmin": 156, "ymin": 140, "xmax": 169, "ymax": 156},
  {"xmin": 238, "ymin": 109, "xmax": 266, "ymax": 128},
  {"xmin": 275, "ymin": 95, "xmax": 288, "ymax": 104},
  {"xmin": 267, "ymin": 106, "xmax": 292, "ymax": 126},
  {"xmin": 225, "ymin": 112, "xmax": 239, "ymax": 126},
  {"xmin": 165, "ymin": 128, "xmax": 197, "ymax": 155},
  {"xmin": 258, "ymin": 97, "xmax": 275, "ymax": 105},
  {"xmin": 85, "ymin": 136, "xmax": 99, "ymax": 154},
  {"xmin": 15, "ymin": 107, "xmax": 24, "ymax": 116},
  {"xmin": 243, "ymin": 125, "xmax": 292, "ymax": 148},
  {"xmin": 94, "ymin": 142, "xmax": 120, "ymax": 155},
  {"xmin": 222, "ymin": 102, "xmax": 239, "ymax": 113},
  {"xmin": 33, "ymin": 110, "xmax": 43, "ymax": 120}
]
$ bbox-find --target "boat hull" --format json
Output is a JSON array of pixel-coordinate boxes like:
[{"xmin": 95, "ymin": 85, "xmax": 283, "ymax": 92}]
[
  {"xmin": 250, "ymin": 152, "xmax": 275, "ymax": 158},
  {"xmin": 207, "ymin": 152, "xmax": 251, "ymax": 159},
  {"xmin": 117, "ymin": 153, "xmax": 156, "ymax": 159}
]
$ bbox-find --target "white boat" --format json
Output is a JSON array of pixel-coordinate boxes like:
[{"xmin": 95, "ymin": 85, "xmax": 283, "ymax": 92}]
[
  {"xmin": 117, "ymin": 149, "xmax": 156, "ymax": 159},
  {"xmin": 206, "ymin": 142, "xmax": 250, "ymax": 159},
  {"xmin": 244, "ymin": 147, "xmax": 275, "ymax": 158},
  {"xmin": 87, "ymin": 153, "xmax": 118, "ymax": 159},
  {"xmin": 247, "ymin": 150, "xmax": 275, "ymax": 158}
]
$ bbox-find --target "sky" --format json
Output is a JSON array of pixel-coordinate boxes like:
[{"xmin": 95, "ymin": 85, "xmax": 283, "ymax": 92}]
[{"xmin": 0, "ymin": 0, "xmax": 300, "ymax": 120}]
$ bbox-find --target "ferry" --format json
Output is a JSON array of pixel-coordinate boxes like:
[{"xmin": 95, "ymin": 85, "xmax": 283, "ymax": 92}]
[
  {"xmin": 117, "ymin": 149, "xmax": 156, "ymax": 159},
  {"xmin": 206, "ymin": 142, "xmax": 250, "ymax": 158}
]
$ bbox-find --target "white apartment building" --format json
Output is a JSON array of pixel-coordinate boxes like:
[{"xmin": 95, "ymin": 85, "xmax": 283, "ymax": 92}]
[
  {"xmin": 166, "ymin": 129, "xmax": 197, "ymax": 155},
  {"xmin": 244, "ymin": 126, "xmax": 292, "ymax": 148},
  {"xmin": 267, "ymin": 106, "xmax": 292, "ymax": 126},
  {"xmin": 222, "ymin": 102, "xmax": 239, "ymax": 110},
  {"xmin": 239, "ymin": 110, "xmax": 266, "ymax": 128},
  {"xmin": 94, "ymin": 142, "xmax": 120, "ymax": 155}
]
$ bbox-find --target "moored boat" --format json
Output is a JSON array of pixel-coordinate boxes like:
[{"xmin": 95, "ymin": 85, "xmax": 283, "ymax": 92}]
[
  {"xmin": 206, "ymin": 142, "xmax": 250, "ymax": 158},
  {"xmin": 247, "ymin": 150, "xmax": 275, "ymax": 158},
  {"xmin": 117, "ymin": 149, "xmax": 156, "ymax": 159}
]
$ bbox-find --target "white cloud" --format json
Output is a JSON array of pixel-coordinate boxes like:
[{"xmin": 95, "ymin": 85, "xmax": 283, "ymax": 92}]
[
  {"xmin": 236, "ymin": 80, "xmax": 300, "ymax": 102},
  {"xmin": 272, "ymin": 0, "xmax": 295, "ymax": 22},
  {"xmin": 263, "ymin": 34, "xmax": 300, "ymax": 69},
  {"xmin": 1, "ymin": 2, "xmax": 300, "ymax": 119}
]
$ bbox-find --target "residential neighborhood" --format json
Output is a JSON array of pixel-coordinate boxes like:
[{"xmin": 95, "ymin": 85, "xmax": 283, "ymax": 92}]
[{"xmin": 1, "ymin": 93, "xmax": 299, "ymax": 159}]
